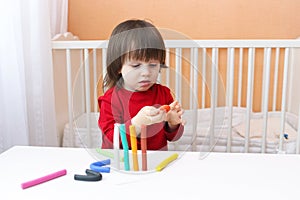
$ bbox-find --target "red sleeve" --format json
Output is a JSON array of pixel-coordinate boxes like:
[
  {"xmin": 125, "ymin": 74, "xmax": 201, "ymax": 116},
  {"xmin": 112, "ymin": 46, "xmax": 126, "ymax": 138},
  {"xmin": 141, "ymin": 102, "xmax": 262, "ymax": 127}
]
[
  {"xmin": 98, "ymin": 90, "xmax": 114, "ymax": 149},
  {"xmin": 164, "ymin": 123, "xmax": 184, "ymax": 142}
]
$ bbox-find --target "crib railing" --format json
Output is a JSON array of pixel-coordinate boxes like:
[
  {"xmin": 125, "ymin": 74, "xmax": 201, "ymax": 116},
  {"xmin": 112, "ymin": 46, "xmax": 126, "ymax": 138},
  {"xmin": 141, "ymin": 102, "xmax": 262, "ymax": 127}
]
[{"xmin": 52, "ymin": 39, "xmax": 300, "ymax": 154}]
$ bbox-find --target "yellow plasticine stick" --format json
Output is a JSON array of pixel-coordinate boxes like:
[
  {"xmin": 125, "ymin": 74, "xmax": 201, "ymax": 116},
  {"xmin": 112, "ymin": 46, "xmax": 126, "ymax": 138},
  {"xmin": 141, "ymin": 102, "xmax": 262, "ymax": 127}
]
[
  {"xmin": 129, "ymin": 125, "xmax": 139, "ymax": 171},
  {"xmin": 155, "ymin": 153, "xmax": 179, "ymax": 172}
]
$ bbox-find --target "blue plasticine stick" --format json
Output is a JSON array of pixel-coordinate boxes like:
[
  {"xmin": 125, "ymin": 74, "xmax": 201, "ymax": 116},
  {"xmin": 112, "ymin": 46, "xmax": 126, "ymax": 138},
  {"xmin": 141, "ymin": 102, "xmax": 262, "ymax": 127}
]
[{"xmin": 119, "ymin": 124, "xmax": 130, "ymax": 171}]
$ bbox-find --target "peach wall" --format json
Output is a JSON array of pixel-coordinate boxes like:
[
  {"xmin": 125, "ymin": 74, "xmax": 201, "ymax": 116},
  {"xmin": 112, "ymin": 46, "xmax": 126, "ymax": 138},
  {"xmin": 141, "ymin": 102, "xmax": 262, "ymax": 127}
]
[{"xmin": 68, "ymin": 0, "xmax": 300, "ymax": 40}]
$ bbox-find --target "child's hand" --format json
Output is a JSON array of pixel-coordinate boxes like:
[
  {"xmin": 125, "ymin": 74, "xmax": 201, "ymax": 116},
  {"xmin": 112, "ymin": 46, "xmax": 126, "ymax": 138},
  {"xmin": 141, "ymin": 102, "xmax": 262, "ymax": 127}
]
[
  {"xmin": 166, "ymin": 101, "xmax": 185, "ymax": 130},
  {"xmin": 131, "ymin": 106, "xmax": 166, "ymax": 132}
]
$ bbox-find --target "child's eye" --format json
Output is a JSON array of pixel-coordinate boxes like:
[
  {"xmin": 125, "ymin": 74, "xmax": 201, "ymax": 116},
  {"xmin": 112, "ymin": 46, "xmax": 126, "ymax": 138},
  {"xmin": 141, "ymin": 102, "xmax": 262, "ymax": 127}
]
[
  {"xmin": 131, "ymin": 64, "xmax": 141, "ymax": 68},
  {"xmin": 149, "ymin": 63, "xmax": 158, "ymax": 67},
  {"xmin": 129, "ymin": 63, "xmax": 159, "ymax": 68}
]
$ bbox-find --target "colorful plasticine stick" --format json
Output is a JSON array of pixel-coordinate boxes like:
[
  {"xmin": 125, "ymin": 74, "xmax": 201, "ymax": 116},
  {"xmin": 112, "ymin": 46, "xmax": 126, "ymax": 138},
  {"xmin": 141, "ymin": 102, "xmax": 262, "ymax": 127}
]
[
  {"xmin": 141, "ymin": 124, "xmax": 147, "ymax": 171},
  {"xmin": 155, "ymin": 153, "xmax": 178, "ymax": 172},
  {"xmin": 119, "ymin": 124, "xmax": 130, "ymax": 171},
  {"xmin": 21, "ymin": 169, "xmax": 67, "ymax": 189},
  {"xmin": 129, "ymin": 125, "xmax": 139, "ymax": 171}
]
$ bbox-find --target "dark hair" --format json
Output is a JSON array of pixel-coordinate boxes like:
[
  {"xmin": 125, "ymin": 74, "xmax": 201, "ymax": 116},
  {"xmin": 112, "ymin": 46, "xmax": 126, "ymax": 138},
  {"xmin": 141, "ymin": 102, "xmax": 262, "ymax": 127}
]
[{"xmin": 103, "ymin": 19, "xmax": 166, "ymax": 90}]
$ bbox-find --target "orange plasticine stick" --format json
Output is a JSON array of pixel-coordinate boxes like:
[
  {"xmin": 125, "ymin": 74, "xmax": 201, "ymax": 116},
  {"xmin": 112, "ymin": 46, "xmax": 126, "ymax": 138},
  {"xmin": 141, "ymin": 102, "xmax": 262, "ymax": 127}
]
[{"xmin": 160, "ymin": 105, "xmax": 170, "ymax": 112}]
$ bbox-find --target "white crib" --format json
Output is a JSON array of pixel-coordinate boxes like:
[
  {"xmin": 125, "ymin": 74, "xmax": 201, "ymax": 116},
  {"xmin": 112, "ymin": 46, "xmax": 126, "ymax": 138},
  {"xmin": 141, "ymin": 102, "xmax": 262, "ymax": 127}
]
[{"xmin": 52, "ymin": 36, "xmax": 300, "ymax": 154}]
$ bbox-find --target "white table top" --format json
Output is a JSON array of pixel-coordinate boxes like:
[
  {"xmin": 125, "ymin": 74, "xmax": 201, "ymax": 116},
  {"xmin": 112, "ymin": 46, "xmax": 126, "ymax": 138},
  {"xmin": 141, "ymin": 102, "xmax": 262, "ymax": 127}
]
[{"xmin": 1, "ymin": 145, "xmax": 300, "ymax": 200}]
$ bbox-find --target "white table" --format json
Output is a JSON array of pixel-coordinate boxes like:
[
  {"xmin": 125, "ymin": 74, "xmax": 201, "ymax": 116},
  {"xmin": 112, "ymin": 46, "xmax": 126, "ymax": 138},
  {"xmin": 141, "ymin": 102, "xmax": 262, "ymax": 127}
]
[{"xmin": 1, "ymin": 146, "xmax": 300, "ymax": 199}]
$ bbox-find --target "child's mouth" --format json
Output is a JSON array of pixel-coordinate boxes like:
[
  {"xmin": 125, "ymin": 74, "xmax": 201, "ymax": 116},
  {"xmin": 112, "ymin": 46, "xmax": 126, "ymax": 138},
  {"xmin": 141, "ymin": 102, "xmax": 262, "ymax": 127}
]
[{"xmin": 139, "ymin": 80, "xmax": 151, "ymax": 87}]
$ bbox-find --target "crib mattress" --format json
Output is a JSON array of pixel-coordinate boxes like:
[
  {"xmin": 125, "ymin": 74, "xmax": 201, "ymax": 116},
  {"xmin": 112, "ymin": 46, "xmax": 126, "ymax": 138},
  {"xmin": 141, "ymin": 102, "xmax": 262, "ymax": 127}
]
[{"xmin": 62, "ymin": 107, "xmax": 299, "ymax": 154}]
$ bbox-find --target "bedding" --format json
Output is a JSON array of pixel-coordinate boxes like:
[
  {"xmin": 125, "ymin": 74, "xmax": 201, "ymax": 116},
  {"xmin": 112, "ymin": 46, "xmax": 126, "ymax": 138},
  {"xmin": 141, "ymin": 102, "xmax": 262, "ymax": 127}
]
[
  {"xmin": 168, "ymin": 107, "xmax": 298, "ymax": 154},
  {"xmin": 62, "ymin": 107, "xmax": 299, "ymax": 154}
]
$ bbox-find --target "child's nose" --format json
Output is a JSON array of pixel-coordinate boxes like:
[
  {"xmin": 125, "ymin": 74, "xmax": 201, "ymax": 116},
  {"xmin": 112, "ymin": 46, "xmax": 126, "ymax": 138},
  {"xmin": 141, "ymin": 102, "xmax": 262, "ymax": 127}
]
[{"xmin": 140, "ymin": 65, "xmax": 151, "ymax": 75}]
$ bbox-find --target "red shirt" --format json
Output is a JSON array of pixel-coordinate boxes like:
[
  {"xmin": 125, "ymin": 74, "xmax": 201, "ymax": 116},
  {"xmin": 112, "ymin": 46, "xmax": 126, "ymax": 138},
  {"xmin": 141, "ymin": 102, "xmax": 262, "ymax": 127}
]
[{"xmin": 98, "ymin": 83, "xmax": 184, "ymax": 150}]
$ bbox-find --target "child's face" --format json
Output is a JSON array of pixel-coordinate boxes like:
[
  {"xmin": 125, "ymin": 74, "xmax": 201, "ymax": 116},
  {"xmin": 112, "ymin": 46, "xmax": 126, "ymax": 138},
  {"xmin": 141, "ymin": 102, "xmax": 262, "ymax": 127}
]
[{"xmin": 121, "ymin": 59, "xmax": 160, "ymax": 92}]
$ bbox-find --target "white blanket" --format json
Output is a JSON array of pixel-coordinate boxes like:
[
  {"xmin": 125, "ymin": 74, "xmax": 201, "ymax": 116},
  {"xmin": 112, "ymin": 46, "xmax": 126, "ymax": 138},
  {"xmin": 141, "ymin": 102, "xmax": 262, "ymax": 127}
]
[{"xmin": 170, "ymin": 107, "xmax": 298, "ymax": 154}]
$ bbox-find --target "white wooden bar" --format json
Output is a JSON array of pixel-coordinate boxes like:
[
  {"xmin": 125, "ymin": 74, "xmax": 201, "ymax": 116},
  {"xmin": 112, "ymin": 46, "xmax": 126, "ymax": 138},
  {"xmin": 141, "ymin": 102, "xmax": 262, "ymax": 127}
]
[
  {"xmin": 227, "ymin": 47, "xmax": 235, "ymax": 152},
  {"xmin": 84, "ymin": 49, "xmax": 91, "ymax": 147},
  {"xmin": 215, "ymin": 49, "xmax": 219, "ymax": 106},
  {"xmin": 261, "ymin": 48, "xmax": 272, "ymax": 153},
  {"xmin": 244, "ymin": 48, "xmax": 255, "ymax": 153},
  {"xmin": 297, "ymin": 106, "xmax": 300, "ymax": 154},
  {"xmin": 279, "ymin": 48, "xmax": 290, "ymax": 151},
  {"xmin": 66, "ymin": 49, "xmax": 74, "ymax": 146},
  {"xmin": 190, "ymin": 48, "xmax": 198, "ymax": 110},
  {"xmin": 189, "ymin": 48, "xmax": 193, "ymax": 108},
  {"xmin": 52, "ymin": 39, "xmax": 300, "ymax": 49},
  {"xmin": 201, "ymin": 48, "xmax": 206, "ymax": 109},
  {"xmin": 92, "ymin": 49, "xmax": 97, "ymax": 112},
  {"xmin": 102, "ymin": 48, "xmax": 107, "ymax": 81},
  {"xmin": 237, "ymin": 48, "xmax": 243, "ymax": 107},
  {"xmin": 272, "ymin": 48, "xmax": 280, "ymax": 111},
  {"xmin": 261, "ymin": 48, "xmax": 266, "ymax": 111},
  {"xmin": 79, "ymin": 50, "xmax": 85, "ymax": 113},
  {"xmin": 175, "ymin": 48, "xmax": 182, "ymax": 103},
  {"xmin": 226, "ymin": 48, "xmax": 230, "ymax": 106},
  {"xmin": 209, "ymin": 48, "xmax": 218, "ymax": 148},
  {"xmin": 191, "ymin": 48, "xmax": 199, "ymax": 151},
  {"xmin": 165, "ymin": 48, "xmax": 170, "ymax": 87},
  {"xmin": 52, "ymin": 40, "xmax": 108, "ymax": 49},
  {"xmin": 164, "ymin": 40, "xmax": 300, "ymax": 48}
]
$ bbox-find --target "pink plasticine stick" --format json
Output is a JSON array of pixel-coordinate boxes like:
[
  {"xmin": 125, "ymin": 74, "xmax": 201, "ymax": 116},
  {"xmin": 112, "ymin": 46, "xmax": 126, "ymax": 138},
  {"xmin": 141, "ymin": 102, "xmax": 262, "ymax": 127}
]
[{"xmin": 21, "ymin": 169, "xmax": 67, "ymax": 189}]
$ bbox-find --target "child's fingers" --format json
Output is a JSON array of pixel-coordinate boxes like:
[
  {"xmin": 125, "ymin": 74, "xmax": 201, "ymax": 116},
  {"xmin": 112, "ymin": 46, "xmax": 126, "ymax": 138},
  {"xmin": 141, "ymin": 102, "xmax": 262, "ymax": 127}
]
[
  {"xmin": 177, "ymin": 109, "xmax": 185, "ymax": 115},
  {"xmin": 144, "ymin": 106, "xmax": 160, "ymax": 116},
  {"xmin": 169, "ymin": 101, "xmax": 178, "ymax": 109},
  {"xmin": 181, "ymin": 119, "xmax": 186, "ymax": 126},
  {"xmin": 147, "ymin": 110, "xmax": 166, "ymax": 123}
]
